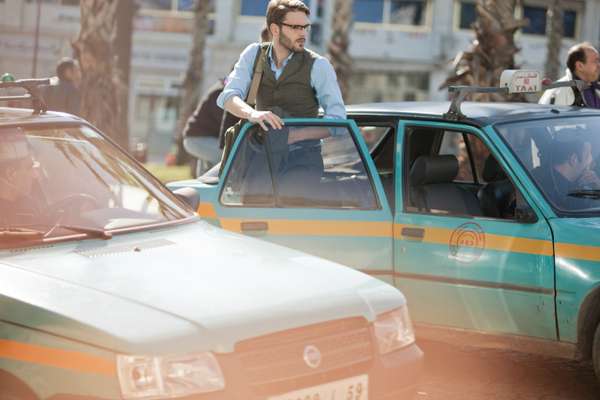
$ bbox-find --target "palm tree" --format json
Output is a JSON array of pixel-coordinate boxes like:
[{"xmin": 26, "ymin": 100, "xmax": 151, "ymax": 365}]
[
  {"xmin": 327, "ymin": 0, "xmax": 353, "ymax": 102},
  {"xmin": 442, "ymin": 0, "xmax": 528, "ymax": 102},
  {"xmin": 174, "ymin": 0, "xmax": 211, "ymax": 165},
  {"xmin": 545, "ymin": 0, "xmax": 564, "ymax": 81},
  {"xmin": 73, "ymin": 0, "xmax": 135, "ymax": 150}
]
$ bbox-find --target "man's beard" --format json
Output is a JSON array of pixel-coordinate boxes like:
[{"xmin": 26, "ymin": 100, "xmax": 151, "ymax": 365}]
[{"xmin": 279, "ymin": 31, "xmax": 304, "ymax": 53}]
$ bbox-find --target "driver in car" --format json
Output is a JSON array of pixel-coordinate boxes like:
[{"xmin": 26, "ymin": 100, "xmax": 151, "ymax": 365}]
[
  {"xmin": 0, "ymin": 130, "xmax": 44, "ymax": 226},
  {"xmin": 538, "ymin": 136, "xmax": 600, "ymax": 208}
]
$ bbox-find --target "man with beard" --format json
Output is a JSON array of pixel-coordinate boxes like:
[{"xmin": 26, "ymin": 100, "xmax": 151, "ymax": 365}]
[{"xmin": 217, "ymin": 0, "xmax": 345, "ymax": 203}]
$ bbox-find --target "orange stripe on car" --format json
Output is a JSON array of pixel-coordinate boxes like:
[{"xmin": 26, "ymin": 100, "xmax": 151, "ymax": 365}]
[
  {"xmin": 394, "ymin": 225, "xmax": 554, "ymax": 257},
  {"xmin": 220, "ymin": 218, "xmax": 392, "ymax": 237},
  {"xmin": 555, "ymin": 242, "xmax": 600, "ymax": 262},
  {"xmin": 197, "ymin": 202, "xmax": 217, "ymax": 218},
  {"xmin": 0, "ymin": 340, "xmax": 116, "ymax": 377}
]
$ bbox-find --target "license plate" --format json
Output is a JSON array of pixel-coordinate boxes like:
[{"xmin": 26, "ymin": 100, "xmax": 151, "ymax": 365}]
[{"xmin": 268, "ymin": 374, "xmax": 368, "ymax": 400}]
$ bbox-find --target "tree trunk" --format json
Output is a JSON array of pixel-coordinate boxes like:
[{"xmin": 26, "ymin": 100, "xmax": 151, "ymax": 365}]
[
  {"xmin": 175, "ymin": 0, "xmax": 210, "ymax": 165},
  {"xmin": 442, "ymin": 0, "xmax": 528, "ymax": 102},
  {"xmin": 73, "ymin": 0, "xmax": 132, "ymax": 150},
  {"xmin": 327, "ymin": 0, "xmax": 353, "ymax": 102},
  {"xmin": 115, "ymin": 1, "xmax": 137, "ymax": 150},
  {"xmin": 545, "ymin": 0, "xmax": 564, "ymax": 81}
]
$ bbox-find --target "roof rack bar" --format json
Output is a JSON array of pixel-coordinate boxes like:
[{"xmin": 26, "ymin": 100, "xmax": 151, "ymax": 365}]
[
  {"xmin": 0, "ymin": 95, "xmax": 33, "ymax": 101},
  {"xmin": 444, "ymin": 78, "xmax": 588, "ymax": 121},
  {"xmin": 445, "ymin": 86, "xmax": 509, "ymax": 120},
  {"xmin": 0, "ymin": 78, "xmax": 50, "ymax": 115}
]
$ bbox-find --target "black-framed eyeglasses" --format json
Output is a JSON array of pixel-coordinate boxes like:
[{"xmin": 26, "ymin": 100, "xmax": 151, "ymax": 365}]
[{"xmin": 280, "ymin": 22, "xmax": 311, "ymax": 32}]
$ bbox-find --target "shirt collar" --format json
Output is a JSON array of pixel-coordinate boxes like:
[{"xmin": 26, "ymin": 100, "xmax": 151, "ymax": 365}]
[{"xmin": 267, "ymin": 44, "xmax": 295, "ymax": 69}]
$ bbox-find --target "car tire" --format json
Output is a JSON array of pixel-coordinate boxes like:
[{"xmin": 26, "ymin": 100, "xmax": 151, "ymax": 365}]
[
  {"xmin": 0, "ymin": 372, "xmax": 37, "ymax": 400},
  {"xmin": 593, "ymin": 322, "xmax": 600, "ymax": 384}
]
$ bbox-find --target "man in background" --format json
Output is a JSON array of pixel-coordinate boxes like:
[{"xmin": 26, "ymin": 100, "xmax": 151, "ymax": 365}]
[
  {"xmin": 44, "ymin": 57, "xmax": 82, "ymax": 116},
  {"xmin": 183, "ymin": 77, "xmax": 239, "ymax": 176},
  {"xmin": 539, "ymin": 42, "xmax": 600, "ymax": 108}
]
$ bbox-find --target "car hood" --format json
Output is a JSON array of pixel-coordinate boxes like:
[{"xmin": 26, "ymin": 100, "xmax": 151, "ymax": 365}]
[{"xmin": 0, "ymin": 221, "xmax": 403, "ymax": 354}]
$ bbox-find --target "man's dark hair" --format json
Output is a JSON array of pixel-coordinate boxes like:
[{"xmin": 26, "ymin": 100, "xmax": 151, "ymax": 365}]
[
  {"xmin": 260, "ymin": 26, "xmax": 272, "ymax": 42},
  {"xmin": 266, "ymin": 0, "xmax": 310, "ymax": 28},
  {"xmin": 566, "ymin": 42, "xmax": 595, "ymax": 75},
  {"xmin": 56, "ymin": 57, "xmax": 77, "ymax": 81}
]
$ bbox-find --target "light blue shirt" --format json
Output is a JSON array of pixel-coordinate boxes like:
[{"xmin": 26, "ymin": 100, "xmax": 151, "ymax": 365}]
[{"xmin": 217, "ymin": 42, "xmax": 346, "ymax": 120}]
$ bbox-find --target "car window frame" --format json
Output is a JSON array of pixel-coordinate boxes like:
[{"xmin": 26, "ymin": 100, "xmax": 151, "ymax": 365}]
[
  {"xmin": 217, "ymin": 118, "xmax": 386, "ymax": 210},
  {"xmin": 399, "ymin": 119, "xmax": 539, "ymax": 223},
  {"xmin": 493, "ymin": 115, "xmax": 600, "ymax": 218}
]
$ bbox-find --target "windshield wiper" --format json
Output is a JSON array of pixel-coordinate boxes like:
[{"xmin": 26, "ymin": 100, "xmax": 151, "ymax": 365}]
[
  {"xmin": 567, "ymin": 189, "xmax": 600, "ymax": 199},
  {"xmin": 0, "ymin": 227, "xmax": 45, "ymax": 239},
  {"xmin": 44, "ymin": 224, "xmax": 112, "ymax": 240}
]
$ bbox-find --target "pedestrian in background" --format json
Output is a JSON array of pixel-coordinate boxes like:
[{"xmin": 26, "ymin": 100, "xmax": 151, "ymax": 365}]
[
  {"xmin": 183, "ymin": 77, "xmax": 239, "ymax": 176},
  {"xmin": 43, "ymin": 57, "xmax": 82, "ymax": 116},
  {"xmin": 183, "ymin": 27, "xmax": 272, "ymax": 177},
  {"xmin": 539, "ymin": 42, "xmax": 600, "ymax": 107}
]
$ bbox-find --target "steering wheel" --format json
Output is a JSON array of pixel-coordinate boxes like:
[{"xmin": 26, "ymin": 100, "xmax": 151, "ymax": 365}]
[{"xmin": 48, "ymin": 193, "xmax": 99, "ymax": 220}]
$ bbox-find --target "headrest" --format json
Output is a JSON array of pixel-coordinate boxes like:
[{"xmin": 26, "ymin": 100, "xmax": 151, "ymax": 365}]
[
  {"xmin": 482, "ymin": 155, "xmax": 507, "ymax": 182},
  {"xmin": 410, "ymin": 155, "xmax": 458, "ymax": 186}
]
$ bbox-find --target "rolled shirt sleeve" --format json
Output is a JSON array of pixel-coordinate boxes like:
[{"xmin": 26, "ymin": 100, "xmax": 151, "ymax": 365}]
[
  {"xmin": 216, "ymin": 43, "xmax": 260, "ymax": 110},
  {"xmin": 310, "ymin": 57, "xmax": 346, "ymax": 120}
]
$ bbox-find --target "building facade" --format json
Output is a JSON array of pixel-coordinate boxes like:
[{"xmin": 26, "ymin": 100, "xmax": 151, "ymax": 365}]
[{"xmin": 1, "ymin": 0, "xmax": 599, "ymax": 160}]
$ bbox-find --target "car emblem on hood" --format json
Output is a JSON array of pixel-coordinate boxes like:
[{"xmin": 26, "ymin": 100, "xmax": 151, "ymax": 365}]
[{"xmin": 303, "ymin": 345, "xmax": 322, "ymax": 369}]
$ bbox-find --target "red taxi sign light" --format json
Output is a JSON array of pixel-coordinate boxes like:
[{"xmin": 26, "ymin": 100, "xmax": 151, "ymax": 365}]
[{"xmin": 499, "ymin": 70, "xmax": 542, "ymax": 94}]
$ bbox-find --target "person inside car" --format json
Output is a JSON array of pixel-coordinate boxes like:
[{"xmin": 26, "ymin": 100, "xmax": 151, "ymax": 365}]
[
  {"xmin": 0, "ymin": 130, "xmax": 44, "ymax": 226},
  {"xmin": 534, "ymin": 134, "xmax": 600, "ymax": 208}
]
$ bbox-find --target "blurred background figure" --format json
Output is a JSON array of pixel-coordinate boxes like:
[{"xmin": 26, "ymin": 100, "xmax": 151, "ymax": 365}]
[
  {"xmin": 43, "ymin": 57, "xmax": 82, "ymax": 116},
  {"xmin": 182, "ymin": 28, "xmax": 270, "ymax": 177},
  {"xmin": 182, "ymin": 75, "xmax": 238, "ymax": 176}
]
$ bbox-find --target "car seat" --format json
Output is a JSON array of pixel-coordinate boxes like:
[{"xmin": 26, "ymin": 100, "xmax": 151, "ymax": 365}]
[{"xmin": 409, "ymin": 154, "xmax": 482, "ymax": 215}]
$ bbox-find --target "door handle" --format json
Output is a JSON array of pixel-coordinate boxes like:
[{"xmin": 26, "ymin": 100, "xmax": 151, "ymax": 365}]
[
  {"xmin": 401, "ymin": 227, "xmax": 424, "ymax": 240},
  {"xmin": 241, "ymin": 221, "xmax": 269, "ymax": 232}
]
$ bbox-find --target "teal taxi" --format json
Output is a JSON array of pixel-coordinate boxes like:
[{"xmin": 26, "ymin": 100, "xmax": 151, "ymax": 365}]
[
  {"xmin": 0, "ymin": 79, "xmax": 422, "ymax": 399},
  {"xmin": 169, "ymin": 70, "xmax": 600, "ymax": 380}
]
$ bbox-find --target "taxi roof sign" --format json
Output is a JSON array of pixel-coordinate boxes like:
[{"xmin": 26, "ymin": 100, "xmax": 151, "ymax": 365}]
[{"xmin": 499, "ymin": 70, "xmax": 542, "ymax": 94}]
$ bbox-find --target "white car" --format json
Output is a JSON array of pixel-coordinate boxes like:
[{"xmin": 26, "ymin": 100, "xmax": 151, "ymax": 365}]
[{"xmin": 0, "ymin": 79, "xmax": 423, "ymax": 400}]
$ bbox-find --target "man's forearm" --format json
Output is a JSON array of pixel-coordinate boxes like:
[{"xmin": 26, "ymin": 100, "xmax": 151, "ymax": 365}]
[
  {"xmin": 288, "ymin": 127, "xmax": 330, "ymax": 144},
  {"xmin": 223, "ymin": 96, "xmax": 255, "ymax": 120},
  {"xmin": 223, "ymin": 96, "xmax": 284, "ymax": 131}
]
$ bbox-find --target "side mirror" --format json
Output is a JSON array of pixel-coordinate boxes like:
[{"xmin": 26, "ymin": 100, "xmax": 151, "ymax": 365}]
[{"xmin": 172, "ymin": 187, "xmax": 200, "ymax": 211}]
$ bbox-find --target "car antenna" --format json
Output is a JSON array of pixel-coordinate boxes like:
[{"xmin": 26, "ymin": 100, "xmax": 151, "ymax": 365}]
[
  {"xmin": 0, "ymin": 75, "xmax": 50, "ymax": 115},
  {"xmin": 443, "ymin": 70, "xmax": 589, "ymax": 121}
]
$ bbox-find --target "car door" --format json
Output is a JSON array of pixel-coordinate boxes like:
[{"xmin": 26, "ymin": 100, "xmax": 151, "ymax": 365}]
[
  {"xmin": 214, "ymin": 118, "xmax": 395, "ymax": 284},
  {"xmin": 393, "ymin": 120, "xmax": 556, "ymax": 340}
]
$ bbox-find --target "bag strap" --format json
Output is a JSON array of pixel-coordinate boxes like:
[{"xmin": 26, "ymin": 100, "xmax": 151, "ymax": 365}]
[{"xmin": 246, "ymin": 44, "xmax": 267, "ymax": 106}]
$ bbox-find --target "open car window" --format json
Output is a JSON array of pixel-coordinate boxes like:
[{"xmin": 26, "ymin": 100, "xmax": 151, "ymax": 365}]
[
  {"xmin": 220, "ymin": 123, "xmax": 379, "ymax": 209},
  {"xmin": 0, "ymin": 124, "xmax": 192, "ymax": 247}
]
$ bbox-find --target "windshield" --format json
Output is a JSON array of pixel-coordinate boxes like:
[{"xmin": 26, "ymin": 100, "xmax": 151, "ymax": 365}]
[
  {"xmin": 0, "ymin": 124, "xmax": 192, "ymax": 247},
  {"xmin": 496, "ymin": 116, "xmax": 600, "ymax": 215}
]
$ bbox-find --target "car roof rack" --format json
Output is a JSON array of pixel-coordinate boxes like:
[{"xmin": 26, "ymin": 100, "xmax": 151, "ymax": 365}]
[
  {"xmin": 444, "ymin": 69, "xmax": 589, "ymax": 121},
  {"xmin": 0, "ymin": 78, "xmax": 50, "ymax": 115}
]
